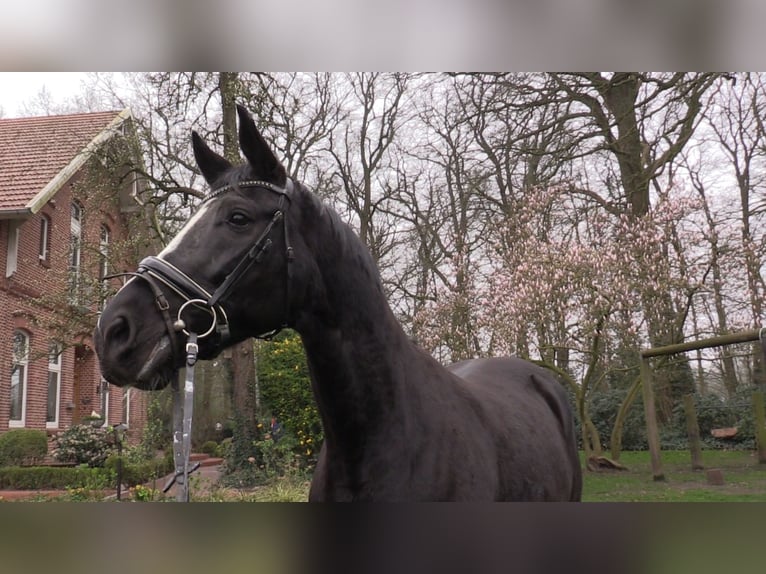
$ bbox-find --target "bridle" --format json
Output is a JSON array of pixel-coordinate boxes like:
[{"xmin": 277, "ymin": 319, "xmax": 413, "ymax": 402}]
[
  {"xmin": 108, "ymin": 178, "xmax": 295, "ymax": 357},
  {"xmin": 103, "ymin": 177, "xmax": 295, "ymax": 500}
]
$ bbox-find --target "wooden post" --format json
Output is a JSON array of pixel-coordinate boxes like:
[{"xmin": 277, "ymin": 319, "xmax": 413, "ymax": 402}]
[
  {"xmin": 638, "ymin": 329, "xmax": 765, "ymax": 482},
  {"xmin": 753, "ymin": 391, "xmax": 766, "ymax": 464},
  {"xmin": 682, "ymin": 394, "xmax": 704, "ymax": 471},
  {"xmin": 640, "ymin": 356, "xmax": 664, "ymax": 481}
]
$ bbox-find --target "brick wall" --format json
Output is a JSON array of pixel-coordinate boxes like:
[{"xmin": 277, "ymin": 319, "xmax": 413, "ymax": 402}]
[{"xmin": 0, "ymin": 165, "xmax": 149, "ymax": 443}]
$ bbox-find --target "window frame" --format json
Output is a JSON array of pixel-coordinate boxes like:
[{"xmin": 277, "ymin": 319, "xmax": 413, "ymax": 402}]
[
  {"xmin": 69, "ymin": 201, "xmax": 83, "ymax": 302},
  {"xmin": 99, "ymin": 224, "xmax": 110, "ymax": 279},
  {"xmin": 100, "ymin": 378, "xmax": 110, "ymax": 426},
  {"xmin": 121, "ymin": 387, "xmax": 131, "ymax": 428},
  {"xmin": 9, "ymin": 330, "xmax": 30, "ymax": 427},
  {"xmin": 39, "ymin": 214, "xmax": 51, "ymax": 262},
  {"xmin": 46, "ymin": 342, "xmax": 62, "ymax": 428},
  {"xmin": 98, "ymin": 224, "xmax": 111, "ymax": 310},
  {"xmin": 5, "ymin": 220, "xmax": 20, "ymax": 278}
]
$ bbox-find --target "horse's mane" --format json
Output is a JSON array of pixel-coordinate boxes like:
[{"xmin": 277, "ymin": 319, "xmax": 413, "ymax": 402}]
[{"xmin": 295, "ymin": 181, "xmax": 386, "ymax": 296}]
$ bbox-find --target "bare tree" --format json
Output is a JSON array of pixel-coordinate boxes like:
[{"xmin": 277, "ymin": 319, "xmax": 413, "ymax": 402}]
[
  {"xmin": 701, "ymin": 73, "xmax": 766, "ymax": 388},
  {"xmin": 326, "ymin": 73, "xmax": 410, "ymax": 265}
]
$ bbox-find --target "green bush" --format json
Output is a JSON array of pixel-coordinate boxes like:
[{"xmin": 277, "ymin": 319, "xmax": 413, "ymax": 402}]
[
  {"xmin": 0, "ymin": 466, "xmax": 112, "ymax": 490},
  {"xmin": 221, "ymin": 417, "xmax": 310, "ymax": 488},
  {"xmin": 103, "ymin": 454, "xmax": 174, "ymax": 486},
  {"xmin": 258, "ymin": 330, "xmax": 323, "ymax": 468},
  {"xmin": 201, "ymin": 440, "xmax": 219, "ymax": 457},
  {"xmin": 51, "ymin": 424, "xmax": 113, "ymax": 467},
  {"xmin": 0, "ymin": 429, "xmax": 48, "ymax": 467},
  {"xmin": 663, "ymin": 391, "xmax": 758, "ymax": 450},
  {"xmin": 588, "ymin": 388, "xmax": 648, "ymax": 451}
]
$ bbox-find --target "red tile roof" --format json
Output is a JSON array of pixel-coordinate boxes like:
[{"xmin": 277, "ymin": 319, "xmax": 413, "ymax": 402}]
[{"xmin": 0, "ymin": 110, "xmax": 129, "ymax": 214}]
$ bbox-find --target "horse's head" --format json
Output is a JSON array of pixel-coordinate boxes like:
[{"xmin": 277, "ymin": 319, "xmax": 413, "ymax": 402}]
[{"xmin": 95, "ymin": 106, "xmax": 298, "ymax": 389}]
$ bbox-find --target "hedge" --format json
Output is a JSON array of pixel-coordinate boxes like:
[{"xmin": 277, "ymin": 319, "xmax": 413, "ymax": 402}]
[
  {"xmin": 0, "ymin": 454, "xmax": 175, "ymax": 491},
  {"xmin": 0, "ymin": 429, "xmax": 48, "ymax": 467},
  {"xmin": 0, "ymin": 466, "xmax": 111, "ymax": 490},
  {"xmin": 103, "ymin": 454, "xmax": 174, "ymax": 486}
]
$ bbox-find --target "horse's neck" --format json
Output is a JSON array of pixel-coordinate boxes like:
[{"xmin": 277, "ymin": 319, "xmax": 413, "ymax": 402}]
[
  {"xmin": 300, "ymin": 315, "xmax": 410, "ymax": 450},
  {"xmin": 295, "ymin": 208, "xmax": 414, "ymax": 463}
]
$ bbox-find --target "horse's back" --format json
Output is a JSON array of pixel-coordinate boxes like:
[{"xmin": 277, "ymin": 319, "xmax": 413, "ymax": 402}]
[{"xmin": 447, "ymin": 356, "xmax": 582, "ymax": 501}]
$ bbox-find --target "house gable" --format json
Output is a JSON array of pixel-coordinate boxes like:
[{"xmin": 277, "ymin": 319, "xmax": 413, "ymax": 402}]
[
  {"xmin": 0, "ymin": 109, "xmax": 133, "ymax": 219},
  {"xmin": 0, "ymin": 109, "xmax": 147, "ymax": 442}
]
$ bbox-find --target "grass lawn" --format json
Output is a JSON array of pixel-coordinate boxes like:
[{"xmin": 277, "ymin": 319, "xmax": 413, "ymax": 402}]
[
  {"xmin": 5, "ymin": 449, "xmax": 764, "ymax": 502},
  {"xmin": 204, "ymin": 449, "xmax": 766, "ymax": 502},
  {"xmin": 216, "ymin": 449, "xmax": 766, "ymax": 502},
  {"xmin": 582, "ymin": 449, "xmax": 766, "ymax": 502}
]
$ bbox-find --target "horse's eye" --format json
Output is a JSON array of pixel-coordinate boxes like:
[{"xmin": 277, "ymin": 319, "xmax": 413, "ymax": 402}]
[{"xmin": 227, "ymin": 212, "xmax": 252, "ymax": 227}]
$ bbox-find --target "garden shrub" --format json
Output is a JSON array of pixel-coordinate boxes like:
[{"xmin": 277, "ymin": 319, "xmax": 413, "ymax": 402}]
[
  {"xmin": 661, "ymin": 391, "xmax": 759, "ymax": 450},
  {"xmin": 0, "ymin": 466, "xmax": 112, "ymax": 490},
  {"xmin": 588, "ymin": 388, "xmax": 648, "ymax": 452},
  {"xmin": 104, "ymin": 454, "xmax": 174, "ymax": 486},
  {"xmin": 51, "ymin": 424, "xmax": 113, "ymax": 467},
  {"xmin": 221, "ymin": 417, "xmax": 308, "ymax": 488},
  {"xmin": 138, "ymin": 392, "xmax": 173, "ymax": 455},
  {"xmin": 257, "ymin": 330, "xmax": 323, "ymax": 468},
  {"xmin": 219, "ymin": 437, "xmax": 233, "ymax": 459},
  {"xmin": 692, "ymin": 394, "xmax": 737, "ymax": 436},
  {"xmin": 201, "ymin": 440, "xmax": 219, "ymax": 457},
  {"xmin": 0, "ymin": 429, "xmax": 48, "ymax": 467},
  {"xmin": 588, "ymin": 385, "xmax": 765, "ymax": 455}
]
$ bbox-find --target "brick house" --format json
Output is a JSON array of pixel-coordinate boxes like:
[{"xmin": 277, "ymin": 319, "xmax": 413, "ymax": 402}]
[{"xmin": 0, "ymin": 109, "xmax": 149, "ymax": 445}]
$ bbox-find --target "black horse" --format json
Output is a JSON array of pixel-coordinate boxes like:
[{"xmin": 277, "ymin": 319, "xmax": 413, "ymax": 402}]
[{"xmin": 94, "ymin": 105, "xmax": 582, "ymax": 501}]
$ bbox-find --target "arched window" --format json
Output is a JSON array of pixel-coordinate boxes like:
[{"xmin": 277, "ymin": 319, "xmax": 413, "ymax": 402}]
[{"xmin": 10, "ymin": 330, "xmax": 30, "ymax": 426}]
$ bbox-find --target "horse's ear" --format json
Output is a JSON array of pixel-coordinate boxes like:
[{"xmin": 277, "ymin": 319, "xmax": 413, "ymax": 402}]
[
  {"xmin": 192, "ymin": 131, "xmax": 233, "ymax": 185},
  {"xmin": 236, "ymin": 104, "xmax": 286, "ymax": 184}
]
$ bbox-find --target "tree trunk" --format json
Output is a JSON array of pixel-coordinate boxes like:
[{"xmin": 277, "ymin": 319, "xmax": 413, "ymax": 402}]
[
  {"xmin": 219, "ymin": 72, "xmax": 258, "ymax": 438},
  {"xmin": 592, "ymin": 73, "xmax": 697, "ymax": 422},
  {"xmin": 609, "ymin": 375, "xmax": 641, "ymax": 460}
]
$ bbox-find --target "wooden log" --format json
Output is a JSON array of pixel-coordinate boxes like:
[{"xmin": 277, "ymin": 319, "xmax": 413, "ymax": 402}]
[
  {"xmin": 586, "ymin": 456, "xmax": 629, "ymax": 472},
  {"xmin": 710, "ymin": 427, "xmax": 738, "ymax": 439}
]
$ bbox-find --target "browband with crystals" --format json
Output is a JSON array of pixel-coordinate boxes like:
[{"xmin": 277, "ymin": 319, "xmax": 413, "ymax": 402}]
[{"xmin": 205, "ymin": 179, "xmax": 292, "ymax": 203}]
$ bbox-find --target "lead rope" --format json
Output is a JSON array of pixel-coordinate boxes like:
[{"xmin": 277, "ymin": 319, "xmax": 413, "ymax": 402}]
[{"xmin": 163, "ymin": 332, "xmax": 201, "ymax": 501}]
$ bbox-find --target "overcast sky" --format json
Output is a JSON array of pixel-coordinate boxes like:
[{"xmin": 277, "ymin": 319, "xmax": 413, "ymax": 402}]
[{"xmin": 0, "ymin": 72, "xmax": 89, "ymax": 117}]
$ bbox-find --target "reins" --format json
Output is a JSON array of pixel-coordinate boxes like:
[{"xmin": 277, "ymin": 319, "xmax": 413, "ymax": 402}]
[{"xmin": 104, "ymin": 178, "xmax": 294, "ymax": 501}]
